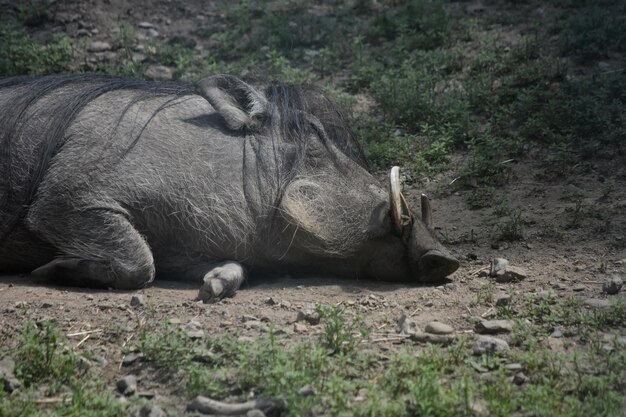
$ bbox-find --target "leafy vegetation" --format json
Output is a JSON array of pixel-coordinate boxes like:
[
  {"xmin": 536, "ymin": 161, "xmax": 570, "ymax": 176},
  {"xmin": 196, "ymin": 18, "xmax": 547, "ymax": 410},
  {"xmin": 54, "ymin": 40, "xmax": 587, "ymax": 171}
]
[{"xmin": 2, "ymin": 300, "xmax": 625, "ymax": 416}]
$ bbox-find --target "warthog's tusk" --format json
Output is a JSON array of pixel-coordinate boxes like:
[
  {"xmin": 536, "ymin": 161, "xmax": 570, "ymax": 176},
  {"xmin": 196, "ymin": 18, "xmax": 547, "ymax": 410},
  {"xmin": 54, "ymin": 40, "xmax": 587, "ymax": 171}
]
[{"xmin": 389, "ymin": 166, "xmax": 413, "ymax": 234}]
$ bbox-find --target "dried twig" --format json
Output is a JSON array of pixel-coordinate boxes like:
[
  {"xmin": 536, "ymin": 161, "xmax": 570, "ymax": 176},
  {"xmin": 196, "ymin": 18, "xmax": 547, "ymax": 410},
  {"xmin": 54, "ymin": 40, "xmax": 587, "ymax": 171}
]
[
  {"xmin": 75, "ymin": 334, "xmax": 90, "ymax": 348},
  {"xmin": 67, "ymin": 329, "xmax": 102, "ymax": 337}
]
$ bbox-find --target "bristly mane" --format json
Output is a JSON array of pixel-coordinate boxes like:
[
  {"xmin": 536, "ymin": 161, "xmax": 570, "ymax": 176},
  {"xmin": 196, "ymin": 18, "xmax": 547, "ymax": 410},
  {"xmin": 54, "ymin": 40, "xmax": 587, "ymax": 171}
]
[{"xmin": 0, "ymin": 74, "xmax": 368, "ymax": 243}]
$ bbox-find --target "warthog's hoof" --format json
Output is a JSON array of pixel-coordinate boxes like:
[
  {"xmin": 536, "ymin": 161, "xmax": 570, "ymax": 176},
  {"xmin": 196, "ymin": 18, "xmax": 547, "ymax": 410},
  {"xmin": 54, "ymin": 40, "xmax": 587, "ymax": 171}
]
[{"xmin": 197, "ymin": 261, "xmax": 246, "ymax": 303}]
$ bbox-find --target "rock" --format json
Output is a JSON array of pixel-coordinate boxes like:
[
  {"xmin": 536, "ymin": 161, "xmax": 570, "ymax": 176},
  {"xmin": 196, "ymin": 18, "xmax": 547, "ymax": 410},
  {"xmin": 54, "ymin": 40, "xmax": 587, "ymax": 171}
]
[
  {"xmin": 409, "ymin": 332, "xmax": 454, "ymax": 345},
  {"xmin": 146, "ymin": 28, "xmax": 159, "ymax": 38},
  {"xmin": 122, "ymin": 353, "xmax": 142, "ymax": 366},
  {"xmin": 279, "ymin": 300, "xmax": 292, "ymax": 309},
  {"xmin": 602, "ymin": 275, "xmax": 623, "ymax": 295},
  {"xmin": 296, "ymin": 306, "xmax": 320, "ymax": 325},
  {"xmin": 513, "ymin": 372, "xmax": 529, "ymax": 385},
  {"xmin": 116, "ymin": 374, "xmax": 137, "ymax": 395},
  {"xmin": 0, "ymin": 358, "xmax": 21, "ymax": 393},
  {"xmin": 183, "ymin": 320, "xmax": 205, "ymax": 339},
  {"xmin": 489, "ymin": 259, "xmax": 527, "ymax": 282},
  {"xmin": 41, "ymin": 302, "xmax": 53, "ymax": 308},
  {"xmin": 616, "ymin": 337, "xmax": 626, "ymax": 347},
  {"xmin": 77, "ymin": 28, "xmax": 91, "ymax": 37},
  {"xmin": 424, "ymin": 321, "xmax": 454, "ymax": 335},
  {"xmin": 138, "ymin": 21, "xmax": 156, "ymax": 29},
  {"xmin": 88, "ymin": 41, "xmax": 112, "ymax": 52},
  {"xmin": 584, "ymin": 298, "xmax": 611, "ymax": 309},
  {"xmin": 264, "ymin": 297, "xmax": 277, "ymax": 305},
  {"xmin": 298, "ymin": 385, "xmax": 316, "ymax": 396},
  {"xmin": 489, "ymin": 258, "xmax": 509, "ymax": 275},
  {"xmin": 550, "ymin": 328, "xmax": 563, "ymax": 338},
  {"xmin": 246, "ymin": 411, "xmax": 266, "ymax": 417},
  {"xmin": 244, "ymin": 320, "xmax": 264, "ymax": 330},
  {"xmin": 135, "ymin": 404, "xmax": 167, "ymax": 417},
  {"xmin": 475, "ymin": 320, "xmax": 514, "ymax": 334},
  {"xmin": 504, "ymin": 363, "xmax": 523, "ymax": 371},
  {"xmin": 130, "ymin": 294, "xmax": 145, "ymax": 307},
  {"xmin": 572, "ymin": 284, "xmax": 586, "ymax": 292},
  {"xmin": 145, "ymin": 65, "xmax": 174, "ymax": 80},
  {"xmin": 397, "ymin": 315, "xmax": 419, "ymax": 335},
  {"xmin": 472, "ymin": 335, "xmax": 509, "ymax": 355},
  {"xmin": 293, "ymin": 322, "xmax": 308, "ymax": 333},
  {"xmin": 495, "ymin": 294, "xmax": 512, "ymax": 307}
]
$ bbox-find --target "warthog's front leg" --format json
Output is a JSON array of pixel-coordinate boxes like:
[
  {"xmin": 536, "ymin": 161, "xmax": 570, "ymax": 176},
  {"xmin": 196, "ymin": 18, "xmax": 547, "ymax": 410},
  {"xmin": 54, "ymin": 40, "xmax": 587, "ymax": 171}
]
[{"xmin": 27, "ymin": 206, "xmax": 155, "ymax": 289}]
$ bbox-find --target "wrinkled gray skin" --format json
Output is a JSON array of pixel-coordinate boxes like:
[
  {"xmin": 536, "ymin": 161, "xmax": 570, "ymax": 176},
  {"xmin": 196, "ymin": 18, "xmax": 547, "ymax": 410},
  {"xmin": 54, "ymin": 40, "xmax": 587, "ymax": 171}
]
[{"xmin": 0, "ymin": 74, "xmax": 459, "ymax": 301}]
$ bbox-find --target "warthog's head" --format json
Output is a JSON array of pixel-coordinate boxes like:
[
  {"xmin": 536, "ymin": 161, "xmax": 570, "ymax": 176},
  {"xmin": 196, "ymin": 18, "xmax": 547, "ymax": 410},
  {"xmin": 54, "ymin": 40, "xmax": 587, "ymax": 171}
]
[{"xmin": 198, "ymin": 75, "xmax": 459, "ymax": 282}]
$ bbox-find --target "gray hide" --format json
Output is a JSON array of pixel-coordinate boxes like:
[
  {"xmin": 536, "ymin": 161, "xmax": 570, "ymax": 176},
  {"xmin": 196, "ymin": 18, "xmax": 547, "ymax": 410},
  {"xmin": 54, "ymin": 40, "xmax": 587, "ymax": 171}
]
[{"xmin": 0, "ymin": 74, "xmax": 459, "ymax": 301}]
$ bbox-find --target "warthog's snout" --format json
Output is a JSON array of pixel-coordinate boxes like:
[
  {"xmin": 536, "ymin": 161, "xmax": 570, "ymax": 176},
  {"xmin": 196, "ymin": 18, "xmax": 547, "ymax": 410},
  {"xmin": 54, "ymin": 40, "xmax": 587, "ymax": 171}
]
[{"xmin": 418, "ymin": 250, "xmax": 460, "ymax": 281}]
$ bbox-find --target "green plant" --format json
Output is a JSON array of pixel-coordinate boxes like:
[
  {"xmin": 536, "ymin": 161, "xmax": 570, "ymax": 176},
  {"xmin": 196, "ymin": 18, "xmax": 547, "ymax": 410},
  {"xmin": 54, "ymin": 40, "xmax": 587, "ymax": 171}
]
[{"xmin": 497, "ymin": 208, "xmax": 524, "ymax": 241}]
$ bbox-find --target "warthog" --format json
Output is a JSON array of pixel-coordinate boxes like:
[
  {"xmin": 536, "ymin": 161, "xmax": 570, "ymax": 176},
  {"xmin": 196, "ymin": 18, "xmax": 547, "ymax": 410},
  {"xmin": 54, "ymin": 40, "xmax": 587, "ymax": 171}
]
[{"xmin": 0, "ymin": 74, "xmax": 459, "ymax": 301}]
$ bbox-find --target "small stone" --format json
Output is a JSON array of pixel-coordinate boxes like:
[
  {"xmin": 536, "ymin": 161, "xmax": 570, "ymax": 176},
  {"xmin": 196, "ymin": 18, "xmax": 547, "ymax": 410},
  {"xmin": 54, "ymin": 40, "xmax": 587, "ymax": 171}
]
[
  {"xmin": 425, "ymin": 321, "xmax": 454, "ymax": 335},
  {"xmin": 130, "ymin": 294, "xmax": 145, "ymax": 307},
  {"xmin": 572, "ymin": 284, "xmax": 586, "ymax": 292},
  {"xmin": 279, "ymin": 300, "xmax": 292, "ymax": 309},
  {"xmin": 264, "ymin": 297, "xmax": 277, "ymax": 305},
  {"xmin": 298, "ymin": 385, "xmax": 316, "ymax": 396},
  {"xmin": 475, "ymin": 320, "xmax": 514, "ymax": 334},
  {"xmin": 146, "ymin": 28, "xmax": 159, "ymax": 38},
  {"xmin": 397, "ymin": 315, "xmax": 419, "ymax": 335},
  {"xmin": 409, "ymin": 332, "xmax": 454, "ymax": 345},
  {"xmin": 145, "ymin": 65, "xmax": 174, "ymax": 80},
  {"xmin": 98, "ymin": 303, "xmax": 113, "ymax": 310},
  {"xmin": 602, "ymin": 275, "xmax": 623, "ymax": 295},
  {"xmin": 0, "ymin": 358, "xmax": 21, "ymax": 393},
  {"xmin": 88, "ymin": 41, "xmax": 112, "ymax": 52},
  {"xmin": 584, "ymin": 298, "xmax": 610, "ymax": 309},
  {"xmin": 41, "ymin": 302, "xmax": 53, "ymax": 308},
  {"xmin": 495, "ymin": 294, "xmax": 511, "ymax": 307},
  {"xmin": 293, "ymin": 322, "xmax": 308, "ymax": 333},
  {"xmin": 116, "ymin": 374, "xmax": 137, "ymax": 395},
  {"xmin": 244, "ymin": 320, "xmax": 264, "ymax": 330},
  {"xmin": 246, "ymin": 410, "xmax": 266, "ymax": 417},
  {"xmin": 616, "ymin": 337, "xmax": 626, "ymax": 347},
  {"xmin": 489, "ymin": 258, "xmax": 509, "ymax": 276},
  {"xmin": 122, "ymin": 353, "xmax": 142, "ymax": 366},
  {"xmin": 184, "ymin": 320, "xmax": 205, "ymax": 339},
  {"xmin": 135, "ymin": 404, "xmax": 167, "ymax": 417},
  {"xmin": 472, "ymin": 335, "xmax": 509, "ymax": 355},
  {"xmin": 505, "ymin": 363, "xmax": 523, "ymax": 371},
  {"xmin": 77, "ymin": 28, "xmax": 91, "ymax": 37},
  {"xmin": 550, "ymin": 328, "xmax": 563, "ymax": 338},
  {"xmin": 296, "ymin": 306, "xmax": 320, "ymax": 325},
  {"xmin": 138, "ymin": 21, "xmax": 156, "ymax": 29},
  {"xmin": 496, "ymin": 266, "xmax": 527, "ymax": 283},
  {"xmin": 513, "ymin": 372, "xmax": 529, "ymax": 385}
]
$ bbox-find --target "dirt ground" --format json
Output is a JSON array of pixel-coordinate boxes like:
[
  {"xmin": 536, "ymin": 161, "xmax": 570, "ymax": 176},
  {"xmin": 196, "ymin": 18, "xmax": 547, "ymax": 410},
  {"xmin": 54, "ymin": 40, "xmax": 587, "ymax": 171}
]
[{"xmin": 1, "ymin": 0, "xmax": 626, "ymax": 412}]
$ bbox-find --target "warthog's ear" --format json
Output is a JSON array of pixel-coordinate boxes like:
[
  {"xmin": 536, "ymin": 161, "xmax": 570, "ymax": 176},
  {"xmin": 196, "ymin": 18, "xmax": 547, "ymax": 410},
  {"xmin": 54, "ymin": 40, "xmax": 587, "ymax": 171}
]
[{"xmin": 196, "ymin": 75, "xmax": 268, "ymax": 131}]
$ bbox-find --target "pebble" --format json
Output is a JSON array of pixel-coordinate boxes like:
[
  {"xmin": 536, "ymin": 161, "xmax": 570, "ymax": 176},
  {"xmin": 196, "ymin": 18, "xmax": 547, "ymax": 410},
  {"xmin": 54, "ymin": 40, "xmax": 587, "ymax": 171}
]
[
  {"xmin": 246, "ymin": 411, "xmax": 266, "ymax": 417},
  {"xmin": 296, "ymin": 306, "xmax": 320, "ymax": 325},
  {"xmin": 602, "ymin": 275, "xmax": 623, "ymax": 295},
  {"xmin": 41, "ymin": 302, "xmax": 53, "ymax": 308},
  {"xmin": 130, "ymin": 294, "xmax": 145, "ymax": 307},
  {"xmin": 397, "ymin": 315, "xmax": 419, "ymax": 335},
  {"xmin": 293, "ymin": 322, "xmax": 308, "ymax": 333},
  {"xmin": 424, "ymin": 321, "xmax": 454, "ymax": 335},
  {"xmin": 572, "ymin": 284, "xmax": 586, "ymax": 292},
  {"xmin": 495, "ymin": 294, "xmax": 512, "ymax": 307},
  {"xmin": 298, "ymin": 385, "xmax": 316, "ymax": 396},
  {"xmin": 145, "ymin": 65, "xmax": 174, "ymax": 80},
  {"xmin": 550, "ymin": 328, "xmax": 563, "ymax": 338},
  {"xmin": 146, "ymin": 28, "xmax": 159, "ymax": 38},
  {"xmin": 472, "ymin": 335, "xmax": 510, "ymax": 355},
  {"xmin": 504, "ymin": 363, "xmax": 523, "ymax": 371},
  {"xmin": 616, "ymin": 337, "xmax": 626, "ymax": 347},
  {"xmin": 513, "ymin": 372, "xmax": 529, "ymax": 385},
  {"xmin": 88, "ymin": 41, "xmax": 112, "ymax": 52},
  {"xmin": 490, "ymin": 258, "xmax": 509, "ymax": 275},
  {"xmin": 489, "ymin": 258, "xmax": 527, "ymax": 282},
  {"xmin": 409, "ymin": 332, "xmax": 454, "ymax": 345},
  {"xmin": 116, "ymin": 374, "xmax": 137, "ymax": 395},
  {"xmin": 122, "ymin": 353, "xmax": 142, "ymax": 366},
  {"xmin": 244, "ymin": 320, "xmax": 264, "ymax": 330},
  {"xmin": 584, "ymin": 298, "xmax": 611, "ymax": 309},
  {"xmin": 183, "ymin": 320, "xmax": 205, "ymax": 339},
  {"xmin": 138, "ymin": 21, "xmax": 156, "ymax": 29},
  {"xmin": 135, "ymin": 404, "xmax": 167, "ymax": 417},
  {"xmin": 475, "ymin": 320, "xmax": 514, "ymax": 334},
  {"xmin": 77, "ymin": 28, "xmax": 91, "ymax": 37},
  {"xmin": 0, "ymin": 358, "xmax": 21, "ymax": 393}
]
